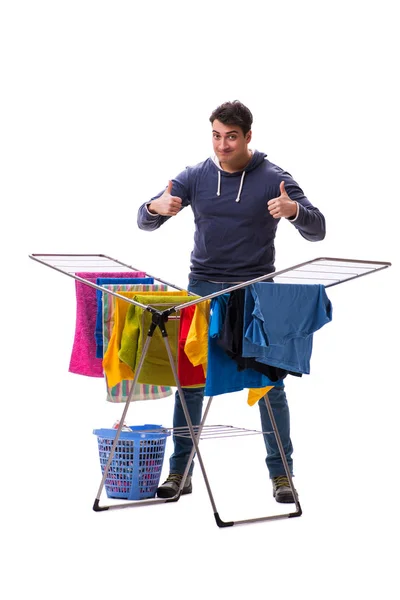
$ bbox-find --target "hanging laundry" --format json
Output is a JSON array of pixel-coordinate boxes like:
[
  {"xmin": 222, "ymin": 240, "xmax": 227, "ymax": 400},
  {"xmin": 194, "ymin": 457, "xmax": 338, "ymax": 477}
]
[
  {"xmin": 184, "ymin": 299, "xmax": 210, "ymax": 377},
  {"xmin": 69, "ymin": 271, "xmax": 146, "ymax": 377},
  {"xmin": 100, "ymin": 284, "xmax": 172, "ymax": 403},
  {"xmin": 104, "ymin": 292, "xmax": 191, "ymax": 387},
  {"xmin": 178, "ymin": 305, "xmax": 206, "ymax": 387},
  {"xmin": 95, "ymin": 277, "xmax": 154, "ymax": 358},
  {"xmin": 183, "ymin": 297, "xmax": 276, "ymax": 405},
  {"xmin": 218, "ymin": 288, "xmax": 295, "ymax": 382},
  {"xmin": 102, "ymin": 287, "xmax": 167, "ymax": 355},
  {"xmin": 204, "ymin": 295, "xmax": 280, "ymax": 397},
  {"xmin": 247, "ymin": 385, "xmax": 275, "ymax": 407},
  {"xmin": 117, "ymin": 293, "xmax": 195, "ymax": 386},
  {"xmin": 102, "ymin": 290, "xmax": 173, "ymax": 387},
  {"xmin": 108, "ymin": 379, "xmax": 173, "ymax": 403},
  {"xmin": 242, "ymin": 283, "xmax": 333, "ymax": 374}
]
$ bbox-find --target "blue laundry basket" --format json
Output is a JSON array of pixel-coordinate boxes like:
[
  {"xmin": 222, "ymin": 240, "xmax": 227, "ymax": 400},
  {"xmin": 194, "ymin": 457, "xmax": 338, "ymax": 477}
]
[{"xmin": 93, "ymin": 424, "xmax": 170, "ymax": 500}]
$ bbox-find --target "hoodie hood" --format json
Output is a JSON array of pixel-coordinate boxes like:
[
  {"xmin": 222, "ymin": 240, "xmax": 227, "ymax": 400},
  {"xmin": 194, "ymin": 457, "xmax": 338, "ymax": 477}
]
[{"xmin": 212, "ymin": 149, "xmax": 267, "ymax": 202}]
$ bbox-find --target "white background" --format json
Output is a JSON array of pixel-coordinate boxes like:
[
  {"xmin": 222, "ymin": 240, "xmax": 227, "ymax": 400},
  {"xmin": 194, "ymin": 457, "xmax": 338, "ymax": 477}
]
[{"xmin": 1, "ymin": 1, "xmax": 399, "ymax": 598}]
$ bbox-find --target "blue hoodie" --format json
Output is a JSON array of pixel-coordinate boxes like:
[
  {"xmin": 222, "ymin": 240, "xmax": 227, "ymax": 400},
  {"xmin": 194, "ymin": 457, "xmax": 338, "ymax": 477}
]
[{"xmin": 137, "ymin": 150, "xmax": 325, "ymax": 282}]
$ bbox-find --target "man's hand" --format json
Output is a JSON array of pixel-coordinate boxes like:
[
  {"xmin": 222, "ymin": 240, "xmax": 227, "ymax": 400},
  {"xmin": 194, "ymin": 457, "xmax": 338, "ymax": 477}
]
[
  {"xmin": 267, "ymin": 181, "xmax": 297, "ymax": 219},
  {"xmin": 147, "ymin": 181, "xmax": 183, "ymax": 216}
]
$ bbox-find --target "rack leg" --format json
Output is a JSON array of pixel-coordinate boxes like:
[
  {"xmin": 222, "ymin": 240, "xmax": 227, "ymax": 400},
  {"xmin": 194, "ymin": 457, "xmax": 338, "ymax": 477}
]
[
  {"xmin": 168, "ymin": 394, "xmax": 214, "ymax": 501},
  {"xmin": 263, "ymin": 393, "xmax": 302, "ymax": 517},
  {"xmin": 162, "ymin": 336, "xmax": 226, "ymax": 517}
]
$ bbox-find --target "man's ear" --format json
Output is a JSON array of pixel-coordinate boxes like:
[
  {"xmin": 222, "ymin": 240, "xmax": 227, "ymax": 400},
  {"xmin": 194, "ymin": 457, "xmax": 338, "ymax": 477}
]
[{"xmin": 246, "ymin": 130, "xmax": 252, "ymax": 144}]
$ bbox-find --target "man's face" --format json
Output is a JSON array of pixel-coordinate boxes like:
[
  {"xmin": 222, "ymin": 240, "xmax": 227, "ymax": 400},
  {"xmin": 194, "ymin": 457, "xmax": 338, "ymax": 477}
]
[{"xmin": 212, "ymin": 119, "xmax": 252, "ymax": 168}]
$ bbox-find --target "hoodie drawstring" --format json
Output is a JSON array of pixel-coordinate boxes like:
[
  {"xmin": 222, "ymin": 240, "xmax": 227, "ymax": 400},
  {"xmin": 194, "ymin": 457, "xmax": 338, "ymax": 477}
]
[
  {"xmin": 216, "ymin": 169, "xmax": 246, "ymax": 202},
  {"xmin": 235, "ymin": 171, "xmax": 246, "ymax": 203}
]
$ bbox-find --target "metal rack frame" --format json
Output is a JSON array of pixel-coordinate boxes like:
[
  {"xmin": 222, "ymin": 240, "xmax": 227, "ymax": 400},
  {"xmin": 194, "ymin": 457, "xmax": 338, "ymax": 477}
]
[{"xmin": 29, "ymin": 253, "xmax": 391, "ymax": 527}]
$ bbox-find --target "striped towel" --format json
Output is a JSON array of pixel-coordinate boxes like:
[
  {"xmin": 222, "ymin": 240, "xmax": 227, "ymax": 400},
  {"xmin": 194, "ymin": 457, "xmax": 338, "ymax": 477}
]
[{"xmin": 95, "ymin": 277, "xmax": 154, "ymax": 358}]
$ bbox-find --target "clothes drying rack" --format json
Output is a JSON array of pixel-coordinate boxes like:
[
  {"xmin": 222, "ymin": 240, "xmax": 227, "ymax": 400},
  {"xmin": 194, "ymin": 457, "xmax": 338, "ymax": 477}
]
[{"xmin": 29, "ymin": 253, "xmax": 391, "ymax": 527}]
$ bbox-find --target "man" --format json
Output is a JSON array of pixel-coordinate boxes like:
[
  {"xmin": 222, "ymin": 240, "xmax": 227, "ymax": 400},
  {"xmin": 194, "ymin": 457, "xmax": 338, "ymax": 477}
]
[{"xmin": 137, "ymin": 100, "xmax": 325, "ymax": 503}]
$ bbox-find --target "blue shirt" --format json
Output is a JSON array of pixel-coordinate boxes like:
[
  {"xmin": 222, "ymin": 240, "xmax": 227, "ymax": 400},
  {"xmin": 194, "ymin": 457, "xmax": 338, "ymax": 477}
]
[
  {"xmin": 204, "ymin": 294, "xmax": 281, "ymax": 396},
  {"xmin": 242, "ymin": 283, "xmax": 332, "ymax": 374}
]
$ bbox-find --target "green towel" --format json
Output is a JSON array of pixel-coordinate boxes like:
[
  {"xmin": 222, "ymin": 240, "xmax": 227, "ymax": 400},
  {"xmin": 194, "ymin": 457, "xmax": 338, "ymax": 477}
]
[{"xmin": 118, "ymin": 295, "xmax": 198, "ymax": 386}]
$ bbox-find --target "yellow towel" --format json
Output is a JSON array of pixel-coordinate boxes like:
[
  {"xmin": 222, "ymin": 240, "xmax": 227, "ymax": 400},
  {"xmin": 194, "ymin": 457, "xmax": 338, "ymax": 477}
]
[{"xmin": 247, "ymin": 386, "xmax": 274, "ymax": 406}]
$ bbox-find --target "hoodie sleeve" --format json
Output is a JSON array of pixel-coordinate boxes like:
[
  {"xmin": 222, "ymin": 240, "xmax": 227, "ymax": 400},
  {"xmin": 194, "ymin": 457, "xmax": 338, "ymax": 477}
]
[
  {"xmin": 137, "ymin": 168, "xmax": 192, "ymax": 231},
  {"xmin": 280, "ymin": 173, "xmax": 326, "ymax": 242}
]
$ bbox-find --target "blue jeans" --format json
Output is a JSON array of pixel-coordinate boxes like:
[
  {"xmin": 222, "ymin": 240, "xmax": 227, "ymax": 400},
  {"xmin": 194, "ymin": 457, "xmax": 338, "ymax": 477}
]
[{"xmin": 169, "ymin": 278, "xmax": 294, "ymax": 478}]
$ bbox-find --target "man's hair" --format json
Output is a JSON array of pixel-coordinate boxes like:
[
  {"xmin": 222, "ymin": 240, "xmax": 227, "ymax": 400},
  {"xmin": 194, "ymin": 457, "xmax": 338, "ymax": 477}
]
[{"xmin": 209, "ymin": 100, "xmax": 253, "ymax": 135}]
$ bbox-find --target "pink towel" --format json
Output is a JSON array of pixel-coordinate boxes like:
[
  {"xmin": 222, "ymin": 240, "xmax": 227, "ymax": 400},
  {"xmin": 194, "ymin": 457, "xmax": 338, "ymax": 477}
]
[{"xmin": 69, "ymin": 271, "xmax": 146, "ymax": 377}]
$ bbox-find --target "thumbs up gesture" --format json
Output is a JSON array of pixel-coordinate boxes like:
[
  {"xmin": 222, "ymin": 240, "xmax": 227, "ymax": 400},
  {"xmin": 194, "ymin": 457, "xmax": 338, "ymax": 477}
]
[
  {"xmin": 147, "ymin": 180, "xmax": 183, "ymax": 216},
  {"xmin": 267, "ymin": 181, "xmax": 298, "ymax": 219}
]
